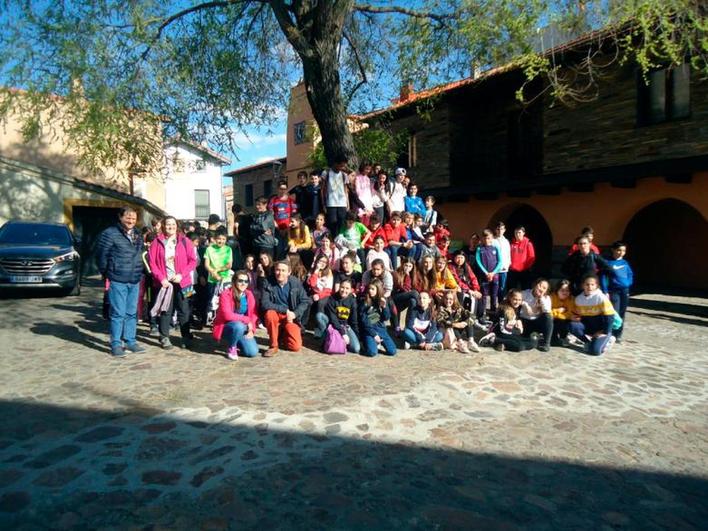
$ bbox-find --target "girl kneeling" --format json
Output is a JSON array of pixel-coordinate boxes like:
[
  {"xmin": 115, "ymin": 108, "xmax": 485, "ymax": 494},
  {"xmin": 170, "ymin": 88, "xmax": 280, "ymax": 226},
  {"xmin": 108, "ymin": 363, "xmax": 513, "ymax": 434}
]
[
  {"xmin": 212, "ymin": 270, "xmax": 259, "ymax": 360},
  {"xmin": 572, "ymin": 274, "xmax": 617, "ymax": 355},
  {"xmin": 359, "ymin": 279, "xmax": 397, "ymax": 356}
]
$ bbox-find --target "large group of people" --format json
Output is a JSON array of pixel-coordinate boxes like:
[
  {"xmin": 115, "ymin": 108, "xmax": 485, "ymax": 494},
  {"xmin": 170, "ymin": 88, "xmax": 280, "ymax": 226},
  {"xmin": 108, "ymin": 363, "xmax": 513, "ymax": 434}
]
[{"xmin": 97, "ymin": 161, "xmax": 634, "ymax": 360}]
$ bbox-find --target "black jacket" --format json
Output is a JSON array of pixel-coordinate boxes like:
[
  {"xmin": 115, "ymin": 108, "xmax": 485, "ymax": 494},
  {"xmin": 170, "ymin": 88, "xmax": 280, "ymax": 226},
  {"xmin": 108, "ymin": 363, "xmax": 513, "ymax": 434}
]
[
  {"xmin": 325, "ymin": 293, "xmax": 358, "ymax": 334},
  {"xmin": 260, "ymin": 276, "xmax": 312, "ymax": 324},
  {"xmin": 96, "ymin": 224, "xmax": 144, "ymax": 284},
  {"xmin": 562, "ymin": 251, "xmax": 611, "ymax": 291}
]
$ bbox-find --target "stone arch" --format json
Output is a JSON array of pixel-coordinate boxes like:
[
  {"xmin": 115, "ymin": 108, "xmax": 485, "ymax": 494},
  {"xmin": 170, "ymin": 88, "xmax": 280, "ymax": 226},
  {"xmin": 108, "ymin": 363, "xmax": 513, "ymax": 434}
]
[
  {"xmin": 489, "ymin": 203, "xmax": 554, "ymax": 277},
  {"xmin": 623, "ymin": 199, "xmax": 708, "ymax": 290}
]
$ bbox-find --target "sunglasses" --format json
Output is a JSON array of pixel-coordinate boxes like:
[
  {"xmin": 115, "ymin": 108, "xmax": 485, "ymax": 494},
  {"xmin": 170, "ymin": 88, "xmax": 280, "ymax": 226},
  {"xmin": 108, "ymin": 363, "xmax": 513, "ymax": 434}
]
[{"xmin": 236, "ymin": 278, "xmax": 249, "ymax": 284}]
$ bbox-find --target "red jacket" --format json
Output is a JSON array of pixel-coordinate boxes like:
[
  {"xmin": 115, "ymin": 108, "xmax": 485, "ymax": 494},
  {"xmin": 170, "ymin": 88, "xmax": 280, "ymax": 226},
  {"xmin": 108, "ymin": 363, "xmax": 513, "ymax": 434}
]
[
  {"xmin": 568, "ymin": 242, "xmax": 600, "ymax": 255},
  {"xmin": 510, "ymin": 237, "xmax": 536, "ymax": 272},
  {"xmin": 383, "ymin": 223, "xmax": 407, "ymax": 244},
  {"xmin": 268, "ymin": 195, "xmax": 297, "ymax": 230},
  {"xmin": 365, "ymin": 225, "xmax": 388, "ymax": 249},
  {"xmin": 451, "ymin": 263, "xmax": 480, "ymax": 292},
  {"xmin": 147, "ymin": 234, "xmax": 197, "ymax": 289},
  {"xmin": 212, "ymin": 288, "xmax": 258, "ymax": 341},
  {"xmin": 306, "ymin": 271, "xmax": 333, "ymax": 299}
]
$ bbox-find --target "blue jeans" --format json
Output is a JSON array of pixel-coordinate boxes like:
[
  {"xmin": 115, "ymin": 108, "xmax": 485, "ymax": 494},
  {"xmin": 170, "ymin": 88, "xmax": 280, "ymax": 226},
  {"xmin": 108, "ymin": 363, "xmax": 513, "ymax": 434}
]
[
  {"xmin": 568, "ymin": 321, "xmax": 612, "ymax": 355},
  {"xmin": 108, "ymin": 280, "xmax": 140, "ymax": 348},
  {"xmin": 609, "ymin": 288, "xmax": 629, "ymax": 339},
  {"xmin": 498, "ymin": 271, "xmax": 508, "ymax": 298},
  {"xmin": 402, "ymin": 328, "xmax": 442, "ymax": 347},
  {"xmin": 362, "ymin": 325, "xmax": 397, "ymax": 356},
  {"xmin": 223, "ymin": 321, "xmax": 259, "ymax": 357},
  {"xmin": 315, "ymin": 314, "xmax": 360, "ymax": 353}
]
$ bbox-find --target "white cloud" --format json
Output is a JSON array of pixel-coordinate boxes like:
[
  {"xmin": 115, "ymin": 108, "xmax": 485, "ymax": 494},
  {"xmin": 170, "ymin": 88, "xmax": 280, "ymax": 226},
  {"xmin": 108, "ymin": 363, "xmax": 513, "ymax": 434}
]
[
  {"xmin": 233, "ymin": 131, "xmax": 287, "ymax": 147},
  {"xmin": 254, "ymin": 155, "xmax": 282, "ymax": 164}
]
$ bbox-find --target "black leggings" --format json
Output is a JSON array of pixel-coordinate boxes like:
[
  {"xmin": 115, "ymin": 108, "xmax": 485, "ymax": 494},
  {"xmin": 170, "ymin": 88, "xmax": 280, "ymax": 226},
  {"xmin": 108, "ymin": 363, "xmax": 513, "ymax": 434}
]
[
  {"xmin": 392, "ymin": 290, "xmax": 419, "ymax": 329},
  {"xmin": 158, "ymin": 282, "xmax": 191, "ymax": 339},
  {"xmin": 521, "ymin": 314, "xmax": 553, "ymax": 348},
  {"xmin": 495, "ymin": 334, "xmax": 535, "ymax": 352}
]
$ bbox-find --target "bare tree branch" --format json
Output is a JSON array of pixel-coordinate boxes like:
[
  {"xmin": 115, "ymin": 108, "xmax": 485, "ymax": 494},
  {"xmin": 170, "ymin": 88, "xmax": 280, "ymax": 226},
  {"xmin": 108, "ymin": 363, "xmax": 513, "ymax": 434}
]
[
  {"xmin": 353, "ymin": 3, "xmax": 458, "ymax": 23},
  {"xmin": 343, "ymin": 30, "xmax": 368, "ymax": 105},
  {"xmin": 269, "ymin": 0, "xmax": 314, "ymax": 59}
]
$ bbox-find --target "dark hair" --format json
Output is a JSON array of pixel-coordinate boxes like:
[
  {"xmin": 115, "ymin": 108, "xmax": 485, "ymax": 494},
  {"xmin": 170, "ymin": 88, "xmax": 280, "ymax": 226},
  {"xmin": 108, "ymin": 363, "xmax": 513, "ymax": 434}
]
[
  {"xmin": 208, "ymin": 214, "xmax": 221, "ymax": 225},
  {"xmin": 358, "ymin": 161, "xmax": 371, "ymax": 172},
  {"xmin": 369, "ymin": 213, "xmax": 381, "ymax": 225},
  {"xmin": 496, "ymin": 221, "xmax": 506, "ymax": 229},
  {"xmin": 363, "ymin": 279, "xmax": 384, "ymax": 307},
  {"xmin": 297, "ymin": 171, "xmax": 308, "ymax": 179},
  {"xmin": 232, "ymin": 203, "xmax": 243, "ymax": 215},
  {"xmin": 150, "ymin": 217, "xmax": 161, "ymax": 228},
  {"xmin": 371, "ymin": 258, "xmax": 385, "ymax": 270},
  {"xmin": 425, "ymin": 195, "xmax": 435, "ymax": 203},
  {"xmin": 144, "ymin": 231, "xmax": 157, "ymax": 244},
  {"xmin": 581, "ymin": 226, "xmax": 594, "ymax": 235},
  {"xmin": 373, "ymin": 235, "xmax": 385, "ymax": 243},
  {"xmin": 581, "ymin": 273, "xmax": 600, "ymax": 285},
  {"xmin": 553, "ymin": 279, "xmax": 572, "ymax": 295},
  {"xmin": 515, "ymin": 226, "xmax": 525, "ymax": 233},
  {"xmin": 255, "ymin": 196, "xmax": 268, "ymax": 205},
  {"xmin": 390, "ymin": 211, "xmax": 402, "ymax": 220},
  {"xmin": 186, "ymin": 231, "xmax": 199, "ymax": 241},
  {"xmin": 424, "ymin": 232, "xmax": 435, "ymax": 239},
  {"xmin": 214, "ymin": 226, "xmax": 228, "ymax": 238},
  {"xmin": 232, "ymin": 270, "xmax": 250, "ymax": 312},
  {"xmin": 118, "ymin": 206, "xmax": 137, "ymax": 218},
  {"xmin": 345, "ymin": 211, "xmax": 358, "ymax": 222},
  {"xmin": 611, "ymin": 240, "xmax": 626, "ymax": 250}
]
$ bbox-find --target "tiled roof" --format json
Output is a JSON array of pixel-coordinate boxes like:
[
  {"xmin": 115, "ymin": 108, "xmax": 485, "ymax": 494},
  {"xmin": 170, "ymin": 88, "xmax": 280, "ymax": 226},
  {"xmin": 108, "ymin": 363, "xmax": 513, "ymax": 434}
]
[{"xmin": 224, "ymin": 156, "xmax": 287, "ymax": 177}]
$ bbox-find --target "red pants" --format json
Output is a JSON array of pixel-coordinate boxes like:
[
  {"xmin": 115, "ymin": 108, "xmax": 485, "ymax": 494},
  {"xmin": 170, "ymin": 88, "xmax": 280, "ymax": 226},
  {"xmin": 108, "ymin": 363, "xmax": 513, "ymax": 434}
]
[{"xmin": 263, "ymin": 310, "xmax": 303, "ymax": 351}]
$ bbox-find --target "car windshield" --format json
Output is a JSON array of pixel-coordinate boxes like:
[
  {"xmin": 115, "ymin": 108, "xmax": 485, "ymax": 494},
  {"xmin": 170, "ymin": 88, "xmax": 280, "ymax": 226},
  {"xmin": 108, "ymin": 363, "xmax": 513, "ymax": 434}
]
[{"xmin": 0, "ymin": 224, "xmax": 72, "ymax": 246}]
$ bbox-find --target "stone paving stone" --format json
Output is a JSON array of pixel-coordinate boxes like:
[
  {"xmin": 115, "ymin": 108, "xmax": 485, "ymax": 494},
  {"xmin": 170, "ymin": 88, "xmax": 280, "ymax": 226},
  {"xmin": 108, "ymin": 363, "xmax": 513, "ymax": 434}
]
[{"xmin": 0, "ymin": 284, "xmax": 707, "ymax": 528}]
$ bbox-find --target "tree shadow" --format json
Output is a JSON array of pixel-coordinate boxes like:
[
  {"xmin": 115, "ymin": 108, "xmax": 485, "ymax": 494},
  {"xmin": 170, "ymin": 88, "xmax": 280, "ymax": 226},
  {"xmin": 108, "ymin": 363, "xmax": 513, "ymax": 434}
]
[
  {"xmin": 0, "ymin": 399, "xmax": 705, "ymax": 529},
  {"xmin": 629, "ymin": 298, "xmax": 708, "ymax": 319}
]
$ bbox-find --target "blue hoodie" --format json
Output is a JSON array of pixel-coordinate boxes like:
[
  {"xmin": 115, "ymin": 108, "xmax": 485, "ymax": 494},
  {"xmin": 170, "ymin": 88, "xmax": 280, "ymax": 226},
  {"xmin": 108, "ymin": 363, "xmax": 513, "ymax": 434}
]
[{"xmin": 607, "ymin": 258, "xmax": 634, "ymax": 290}]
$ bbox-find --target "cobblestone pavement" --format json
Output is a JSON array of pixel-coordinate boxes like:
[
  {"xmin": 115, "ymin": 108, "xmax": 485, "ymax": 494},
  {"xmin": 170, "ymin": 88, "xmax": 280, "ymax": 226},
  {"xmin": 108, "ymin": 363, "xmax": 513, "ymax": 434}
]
[{"xmin": 0, "ymin": 281, "xmax": 706, "ymax": 529}]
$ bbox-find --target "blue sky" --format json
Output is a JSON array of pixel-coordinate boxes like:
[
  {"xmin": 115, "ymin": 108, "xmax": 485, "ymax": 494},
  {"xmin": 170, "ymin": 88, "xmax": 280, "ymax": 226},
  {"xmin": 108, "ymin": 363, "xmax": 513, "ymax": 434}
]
[{"xmin": 222, "ymin": 122, "xmax": 288, "ymax": 184}]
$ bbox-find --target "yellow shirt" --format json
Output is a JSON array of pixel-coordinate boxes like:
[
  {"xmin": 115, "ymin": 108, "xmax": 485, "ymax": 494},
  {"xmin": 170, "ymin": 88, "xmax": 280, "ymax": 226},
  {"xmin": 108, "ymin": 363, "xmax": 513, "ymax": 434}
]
[
  {"xmin": 550, "ymin": 293, "xmax": 576, "ymax": 320},
  {"xmin": 288, "ymin": 226, "xmax": 312, "ymax": 251}
]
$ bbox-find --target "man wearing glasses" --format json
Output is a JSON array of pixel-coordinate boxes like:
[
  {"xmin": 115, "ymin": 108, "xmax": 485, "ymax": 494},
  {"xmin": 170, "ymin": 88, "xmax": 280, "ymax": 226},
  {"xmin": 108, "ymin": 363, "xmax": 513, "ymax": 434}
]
[{"xmin": 260, "ymin": 261, "xmax": 311, "ymax": 357}]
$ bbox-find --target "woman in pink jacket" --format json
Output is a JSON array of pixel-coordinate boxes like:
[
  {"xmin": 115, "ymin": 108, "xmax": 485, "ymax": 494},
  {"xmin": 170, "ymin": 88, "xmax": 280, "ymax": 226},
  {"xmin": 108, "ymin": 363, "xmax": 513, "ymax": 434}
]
[
  {"xmin": 147, "ymin": 216, "xmax": 197, "ymax": 349},
  {"xmin": 212, "ymin": 270, "xmax": 259, "ymax": 360}
]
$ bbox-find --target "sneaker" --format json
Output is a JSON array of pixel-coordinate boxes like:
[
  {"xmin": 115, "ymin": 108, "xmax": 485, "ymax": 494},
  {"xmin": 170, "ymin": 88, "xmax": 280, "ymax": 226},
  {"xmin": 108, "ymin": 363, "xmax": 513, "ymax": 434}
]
[
  {"xmin": 111, "ymin": 345, "xmax": 126, "ymax": 358},
  {"xmin": 528, "ymin": 332, "xmax": 540, "ymax": 350},
  {"xmin": 457, "ymin": 341, "xmax": 470, "ymax": 354},
  {"xmin": 263, "ymin": 347, "xmax": 279, "ymax": 358},
  {"xmin": 565, "ymin": 334, "xmax": 585, "ymax": 348},
  {"xmin": 478, "ymin": 332, "xmax": 495, "ymax": 348},
  {"xmin": 602, "ymin": 335, "xmax": 617, "ymax": 354},
  {"xmin": 431, "ymin": 342, "xmax": 443, "ymax": 351},
  {"xmin": 226, "ymin": 346, "xmax": 239, "ymax": 361},
  {"xmin": 149, "ymin": 326, "xmax": 159, "ymax": 337},
  {"xmin": 160, "ymin": 337, "xmax": 173, "ymax": 350},
  {"xmin": 468, "ymin": 338, "xmax": 481, "ymax": 353},
  {"xmin": 125, "ymin": 343, "xmax": 146, "ymax": 353},
  {"xmin": 494, "ymin": 342, "xmax": 506, "ymax": 352},
  {"xmin": 403, "ymin": 341, "xmax": 411, "ymax": 350},
  {"xmin": 181, "ymin": 337, "xmax": 193, "ymax": 350},
  {"xmin": 538, "ymin": 344, "xmax": 550, "ymax": 353}
]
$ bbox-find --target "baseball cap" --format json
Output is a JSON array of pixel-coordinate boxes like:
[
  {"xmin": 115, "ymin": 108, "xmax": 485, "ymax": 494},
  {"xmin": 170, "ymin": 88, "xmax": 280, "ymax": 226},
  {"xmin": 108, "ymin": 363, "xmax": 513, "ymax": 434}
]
[{"xmin": 395, "ymin": 167, "xmax": 407, "ymax": 176}]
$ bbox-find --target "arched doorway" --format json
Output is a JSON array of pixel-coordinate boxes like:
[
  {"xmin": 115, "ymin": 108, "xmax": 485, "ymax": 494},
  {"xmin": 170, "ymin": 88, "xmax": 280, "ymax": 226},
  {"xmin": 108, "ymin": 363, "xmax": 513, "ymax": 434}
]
[
  {"xmin": 623, "ymin": 199, "xmax": 708, "ymax": 291},
  {"xmin": 490, "ymin": 203, "xmax": 553, "ymax": 277}
]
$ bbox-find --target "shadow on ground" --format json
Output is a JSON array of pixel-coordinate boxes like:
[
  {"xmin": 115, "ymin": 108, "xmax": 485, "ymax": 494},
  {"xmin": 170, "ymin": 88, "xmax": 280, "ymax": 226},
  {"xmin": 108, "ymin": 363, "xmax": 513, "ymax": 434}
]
[{"xmin": 0, "ymin": 400, "xmax": 705, "ymax": 529}]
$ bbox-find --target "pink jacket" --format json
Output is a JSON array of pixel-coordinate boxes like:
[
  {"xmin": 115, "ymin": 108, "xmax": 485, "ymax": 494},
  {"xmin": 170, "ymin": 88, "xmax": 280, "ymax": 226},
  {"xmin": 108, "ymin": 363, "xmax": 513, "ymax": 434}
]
[
  {"xmin": 147, "ymin": 234, "xmax": 197, "ymax": 289},
  {"xmin": 213, "ymin": 288, "xmax": 258, "ymax": 341}
]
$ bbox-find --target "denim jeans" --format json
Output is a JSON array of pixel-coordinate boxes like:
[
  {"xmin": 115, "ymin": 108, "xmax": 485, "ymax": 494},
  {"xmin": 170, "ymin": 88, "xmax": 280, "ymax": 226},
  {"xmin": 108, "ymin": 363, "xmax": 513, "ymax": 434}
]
[
  {"xmin": 315, "ymin": 313, "xmax": 360, "ymax": 353},
  {"xmin": 402, "ymin": 327, "xmax": 442, "ymax": 347},
  {"xmin": 107, "ymin": 280, "xmax": 140, "ymax": 348},
  {"xmin": 223, "ymin": 321, "xmax": 259, "ymax": 357},
  {"xmin": 362, "ymin": 324, "xmax": 397, "ymax": 356},
  {"xmin": 609, "ymin": 288, "xmax": 629, "ymax": 339}
]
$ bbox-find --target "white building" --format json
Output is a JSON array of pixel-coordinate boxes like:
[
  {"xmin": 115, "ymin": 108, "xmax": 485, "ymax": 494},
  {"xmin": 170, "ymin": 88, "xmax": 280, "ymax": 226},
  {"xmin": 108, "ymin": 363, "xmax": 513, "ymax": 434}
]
[{"xmin": 156, "ymin": 138, "xmax": 231, "ymax": 223}]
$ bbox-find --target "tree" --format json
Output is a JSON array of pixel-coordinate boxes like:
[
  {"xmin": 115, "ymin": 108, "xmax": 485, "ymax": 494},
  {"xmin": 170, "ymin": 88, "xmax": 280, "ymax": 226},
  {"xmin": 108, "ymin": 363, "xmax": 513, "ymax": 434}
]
[{"xmin": 0, "ymin": 1, "xmax": 705, "ymax": 179}]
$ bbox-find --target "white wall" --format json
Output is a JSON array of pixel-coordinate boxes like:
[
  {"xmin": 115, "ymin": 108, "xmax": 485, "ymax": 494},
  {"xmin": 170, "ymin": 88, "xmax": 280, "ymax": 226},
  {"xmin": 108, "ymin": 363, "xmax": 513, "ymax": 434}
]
[{"xmin": 163, "ymin": 144, "xmax": 225, "ymax": 221}]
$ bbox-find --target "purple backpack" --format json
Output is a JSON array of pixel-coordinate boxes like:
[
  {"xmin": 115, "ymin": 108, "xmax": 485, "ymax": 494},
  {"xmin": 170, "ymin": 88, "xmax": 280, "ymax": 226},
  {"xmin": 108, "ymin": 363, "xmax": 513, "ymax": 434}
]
[{"xmin": 324, "ymin": 325, "xmax": 347, "ymax": 355}]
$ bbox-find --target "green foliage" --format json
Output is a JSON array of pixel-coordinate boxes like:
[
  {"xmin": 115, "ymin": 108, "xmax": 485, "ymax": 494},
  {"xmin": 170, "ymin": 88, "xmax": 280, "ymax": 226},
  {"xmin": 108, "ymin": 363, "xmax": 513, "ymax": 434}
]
[{"xmin": 308, "ymin": 125, "xmax": 408, "ymax": 172}]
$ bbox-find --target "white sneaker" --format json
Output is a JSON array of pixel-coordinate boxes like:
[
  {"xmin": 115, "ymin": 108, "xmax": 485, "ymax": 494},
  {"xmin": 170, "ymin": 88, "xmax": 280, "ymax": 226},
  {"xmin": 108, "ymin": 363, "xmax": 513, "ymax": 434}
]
[
  {"xmin": 403, "ymin": 341, "xmax": 411, "ymax": 350},
  {"xmin": 602, "ymin": 335, "xmax": 617, "ymax": 354},
  {"xmin": 565, "ymin": 334, "xmax": 585, "ymax": 348},
  {"xmin": 468, "ymin": 338, "xmax": 481, "ymax": 353},
  {"xmin": 478, "ymin": 332, "xmax": 495, "ymax": 348}
]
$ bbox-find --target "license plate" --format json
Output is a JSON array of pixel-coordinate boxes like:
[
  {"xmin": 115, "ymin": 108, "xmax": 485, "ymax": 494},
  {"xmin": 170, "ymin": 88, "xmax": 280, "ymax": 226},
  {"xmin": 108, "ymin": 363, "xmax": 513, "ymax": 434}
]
[{"xmin": 9, "ymin": 276, "xmax": 43, "ymax": 283}]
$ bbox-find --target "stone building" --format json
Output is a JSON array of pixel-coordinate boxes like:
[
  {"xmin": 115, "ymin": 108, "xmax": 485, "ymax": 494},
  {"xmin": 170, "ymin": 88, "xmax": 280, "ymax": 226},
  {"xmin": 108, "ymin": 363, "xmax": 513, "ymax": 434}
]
[{"xmin": 225, "ymin": 157, "xmax": 287, "ymax": 213}]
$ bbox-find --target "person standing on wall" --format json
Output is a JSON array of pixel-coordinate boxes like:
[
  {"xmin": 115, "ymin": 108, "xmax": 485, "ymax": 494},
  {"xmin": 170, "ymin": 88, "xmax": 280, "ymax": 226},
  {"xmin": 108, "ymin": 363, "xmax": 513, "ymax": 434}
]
[{"xmin": 96, "ymin": 206, "xmax": 146, "ymax": 358}]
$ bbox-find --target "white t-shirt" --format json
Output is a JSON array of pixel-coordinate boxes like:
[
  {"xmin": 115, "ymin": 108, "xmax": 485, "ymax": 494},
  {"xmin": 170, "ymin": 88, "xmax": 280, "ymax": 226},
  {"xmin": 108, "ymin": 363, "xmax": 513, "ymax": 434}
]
[
  {"xmin": 520, "ymin": 289, "xmax": 551, "ymax": 320},
  {"xmin": 389, "ymin": 182, "xmax": 406, "ymax": 213},
  {"xmin": 495, "ymin": 236, "xmax": 511, "ymax": 272},
  {"xmin": 366, "ymin": 249, "xmax": 392, "ymax": 271},
  {"xmin": 322, "ymin": 169, "xmax": 348, "ymax": 208}
]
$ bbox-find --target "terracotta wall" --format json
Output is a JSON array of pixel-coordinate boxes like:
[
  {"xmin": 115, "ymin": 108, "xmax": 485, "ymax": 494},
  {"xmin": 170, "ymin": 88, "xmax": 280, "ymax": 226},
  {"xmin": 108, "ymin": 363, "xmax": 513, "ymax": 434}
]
[{"xmin": 442, "ymin": 174, "xmax": 708, "ymax": 289}]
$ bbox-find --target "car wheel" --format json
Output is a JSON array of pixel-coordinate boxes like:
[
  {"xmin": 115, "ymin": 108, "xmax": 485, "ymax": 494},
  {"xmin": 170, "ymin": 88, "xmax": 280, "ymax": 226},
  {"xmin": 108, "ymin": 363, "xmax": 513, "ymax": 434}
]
[{"xmin": 68, "ymin": 280, "xmax": 81, "ymax": 296}]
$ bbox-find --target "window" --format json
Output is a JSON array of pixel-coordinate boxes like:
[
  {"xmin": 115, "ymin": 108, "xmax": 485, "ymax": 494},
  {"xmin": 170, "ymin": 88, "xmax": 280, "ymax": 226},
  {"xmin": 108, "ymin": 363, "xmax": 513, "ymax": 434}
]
[
  {"xmin": 637, "ymin": 64, "xmax": 690, "ymax": 126},
  {"xmin": 294, "ymin": 121, "xmax": 306, "ymax": 145},
  {"xmin": 193, "ymin": 159, "xmax": 207, "ymax": 172},
  {"xmin": 263, "ymin": 179, "xmax": 273, "ymax": 198},
  {"xmin": 245, "ymin": 184, "xmax": 254, "ymax": 207},
  {"xmin": 408, "ymin": 133, "xmax": 418, "ymax": 168},
  {"xmin": 194, "ymin": 190, "xmax": 210, "ymax": 218}
]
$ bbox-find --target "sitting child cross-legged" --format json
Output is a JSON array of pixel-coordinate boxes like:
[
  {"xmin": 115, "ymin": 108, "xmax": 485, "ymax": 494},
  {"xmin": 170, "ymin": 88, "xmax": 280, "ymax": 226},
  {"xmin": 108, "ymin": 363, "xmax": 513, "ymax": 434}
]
[
  {"xmin": 358, "ymin": 279, "xmax": 397, "ymax": 357},
  {"xmin": 436, "ymin": 289, "xmax": 480, "ymax": 353},
  {"xmin": 402, "ymin": 291, "xmax": 443, "ymax": 351}
]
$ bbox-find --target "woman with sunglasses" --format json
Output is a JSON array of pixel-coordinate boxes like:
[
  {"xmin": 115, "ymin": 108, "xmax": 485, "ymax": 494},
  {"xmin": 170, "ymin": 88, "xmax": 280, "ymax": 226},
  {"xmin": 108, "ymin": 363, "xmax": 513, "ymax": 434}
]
[{"xmin": 212, "ymin": 270, "xmax": 259, "ymax": 360}]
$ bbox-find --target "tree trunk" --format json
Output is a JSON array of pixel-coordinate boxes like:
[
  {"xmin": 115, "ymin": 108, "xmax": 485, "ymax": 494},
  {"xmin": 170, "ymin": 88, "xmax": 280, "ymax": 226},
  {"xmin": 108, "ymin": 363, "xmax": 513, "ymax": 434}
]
[
  {"xmin": 270, "ymin": 0, "xmax": 358, "ymax": 169},
  {"xmin": 301, "ymin": 52, "xmax": 357, "ymax": 169}
]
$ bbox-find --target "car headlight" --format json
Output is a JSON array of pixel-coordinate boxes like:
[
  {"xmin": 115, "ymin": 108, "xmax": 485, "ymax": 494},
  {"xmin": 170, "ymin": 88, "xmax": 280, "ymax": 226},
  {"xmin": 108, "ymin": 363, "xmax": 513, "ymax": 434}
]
[{"xmin": 54, "ymin": 251, "xmax": 78, "ymax": 262}]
